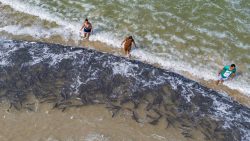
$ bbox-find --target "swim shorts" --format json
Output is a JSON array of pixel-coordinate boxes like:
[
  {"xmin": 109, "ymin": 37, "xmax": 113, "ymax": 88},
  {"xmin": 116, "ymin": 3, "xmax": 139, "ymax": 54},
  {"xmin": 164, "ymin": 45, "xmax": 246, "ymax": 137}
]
[
  {"xmin": 84, "ymin": 28, "xmax": 91, "ymax": 33},
  {"xmin": 218, "ymin": 75, "xmax": 229, "ymax": 81}
]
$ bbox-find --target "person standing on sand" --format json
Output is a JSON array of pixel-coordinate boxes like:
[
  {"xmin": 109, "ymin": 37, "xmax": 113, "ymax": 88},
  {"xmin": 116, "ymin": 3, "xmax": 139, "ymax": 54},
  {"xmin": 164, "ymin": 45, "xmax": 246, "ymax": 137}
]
[
  {"xmin": 216, "ymin": 64, "xmax": 236, "ymax": 85},
  {"xmin": 121, "ymin": 36, "xmax": 136, "ymax": 58},
  {"xmin": 80, "ymin": 18, "xmax": 93, "ymax": 39}
]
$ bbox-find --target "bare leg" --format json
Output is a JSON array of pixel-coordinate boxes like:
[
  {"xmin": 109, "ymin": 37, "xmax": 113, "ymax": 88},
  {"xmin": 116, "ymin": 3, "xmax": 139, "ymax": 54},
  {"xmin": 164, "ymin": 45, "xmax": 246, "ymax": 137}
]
[
  {"xmin": 83, "ymin": 33, "xmax": 87, "ymax": 38},
  {"xmin": 86, "ymin": 33, "xmax": 90, "ymax": 39},
  {"xmin": 216, "ymin": 80, "xmax": 220, "ymax": 85},
  {"xmin": 127, "ymin": 51, "xmax": 131, "ymax": 58},
  {"xmin": 124, "ymin": 48, "xmax": 127, "ymax": 56},
  {"xmin": 216, "ymin": 80, "xmax": 224, "ymax": 85},
  {"xmin": 125, "ymin": 51, "xmax": 128, "ymax": 57}
]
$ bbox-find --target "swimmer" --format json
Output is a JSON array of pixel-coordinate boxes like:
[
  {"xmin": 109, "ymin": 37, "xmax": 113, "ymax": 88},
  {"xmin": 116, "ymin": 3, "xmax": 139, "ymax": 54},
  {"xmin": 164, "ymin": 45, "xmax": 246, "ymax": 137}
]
[{"xmin": 80, "ymin": 18, "xmax": 93, "ymax": 39}]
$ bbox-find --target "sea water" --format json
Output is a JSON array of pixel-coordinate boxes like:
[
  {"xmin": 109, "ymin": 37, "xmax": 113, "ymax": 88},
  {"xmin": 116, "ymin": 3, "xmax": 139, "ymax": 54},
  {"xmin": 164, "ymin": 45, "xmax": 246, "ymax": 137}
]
[
  {"xmin": 0, "ymin": 1, "xmax": 250, "ymax": 140},
  {"xmin": 0, "ymin": 0, "xmax": 249, "ymax": 96}
]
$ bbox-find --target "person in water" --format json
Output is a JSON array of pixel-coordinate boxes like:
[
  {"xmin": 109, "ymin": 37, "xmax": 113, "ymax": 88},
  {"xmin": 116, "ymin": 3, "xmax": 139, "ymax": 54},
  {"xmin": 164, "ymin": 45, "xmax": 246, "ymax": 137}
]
[
  {"xmin": 216, "ymin": 64, "xmax": 236, "ymax": 85},
  {"xmin": 80, "ymin": 18, "xmax": 93, "ymax": 39},
  {"xmin": 121, "ymin": 36, "xmax": 136, "ymax": 57}
]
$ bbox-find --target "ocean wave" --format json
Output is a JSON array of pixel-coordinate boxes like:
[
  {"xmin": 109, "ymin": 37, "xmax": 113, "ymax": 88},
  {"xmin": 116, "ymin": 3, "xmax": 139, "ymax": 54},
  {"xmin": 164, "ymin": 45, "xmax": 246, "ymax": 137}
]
[
  {"xmin": 0, "ymin": 0, "xmax": 80, "ymax": 38},
  {"xmin": 0, "ymin": 25, "xmax": 71, "ymax": 39}
]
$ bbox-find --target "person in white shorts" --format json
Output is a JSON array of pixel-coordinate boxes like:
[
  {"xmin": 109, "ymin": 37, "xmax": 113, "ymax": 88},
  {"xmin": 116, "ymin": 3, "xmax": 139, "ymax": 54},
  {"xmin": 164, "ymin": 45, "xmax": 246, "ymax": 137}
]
[{"xmin": 216, "ymin": 64, "xmax": 236, "ymax": 85}]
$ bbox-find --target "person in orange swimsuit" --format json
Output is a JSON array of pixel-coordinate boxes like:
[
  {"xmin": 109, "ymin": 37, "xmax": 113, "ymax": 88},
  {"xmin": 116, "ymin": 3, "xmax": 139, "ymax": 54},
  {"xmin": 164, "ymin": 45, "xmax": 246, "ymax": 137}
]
[{"xmin": 121, "ymin": 36, "xmax": 136, "ymax": 57}]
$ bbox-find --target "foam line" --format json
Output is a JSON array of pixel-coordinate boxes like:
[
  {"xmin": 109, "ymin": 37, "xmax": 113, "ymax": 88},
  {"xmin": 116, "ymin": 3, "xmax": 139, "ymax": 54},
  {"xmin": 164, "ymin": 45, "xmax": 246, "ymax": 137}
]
[
  {"xmin": 0, "ymin": 0, "xmax": 80, "ymax": 39},
  {"xmin": 131, "ymin": 49, "xmax": 250, "ymax": 96},
  {"xmin": 0, "ymin": 25, "xmax": 71, "ymax": 39}
]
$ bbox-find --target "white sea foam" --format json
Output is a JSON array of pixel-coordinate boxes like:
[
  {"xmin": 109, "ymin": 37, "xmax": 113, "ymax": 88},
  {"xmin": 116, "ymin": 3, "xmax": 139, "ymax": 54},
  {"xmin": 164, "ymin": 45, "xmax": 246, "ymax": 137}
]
[
  {"xmin": 111, "ymin": 61, "xmax": 139, "ymax": 76},
  {"xmin": 0, "ymin": 0, "xmax": 65, "ymax": 25},
  {"xmin": 223, "ymin": 79, "xmax": 250, "ymax": 97},
  {"xmin": 111, "ymin": 59, "xmax": 168, "ymax": 89},
  {"xmin": 131, "ymin": 49, "xmax": 216, "ymax": 80},
  {"xmin": 0, "ymin": 0, "xmax": 80, "ymax": 39},
  {"xmin": 71, "ymin": 75, "xmax": 83, "ymax": 95},
  {"xmin": 184, "ymin": 34, "xmax": 197, "ymax": 40},
  {"xmin": 170, "ymin": 35, "xmax": 186, "ymax": 44},
  {"xmin": 196, "ymin": 27, "xmax": 227, "ymax": 39},
  {"xmin": 0, "ymin": 25, "xmax": 72, "ymax": 39},
  {"xmin": 235, "ymin": 42, "xmax": 250, "ymax": 49},
  {"xmin": 145, "ymin": 34, "xmax": 168, "ymax": 45},
  {"xmin": 90, "ymin": 32, "xmax": 122, "ymax": 48},
  {"xmin": 78, "ymin": 3, "xmax": 96, "ymax": 12},
  {"xmin": 0, "ymin": 42, "xmax": 24, "ymax": 66},
  {"xmin": 27, "ymin": 46, "xmax": 83, "ymax": 66}
]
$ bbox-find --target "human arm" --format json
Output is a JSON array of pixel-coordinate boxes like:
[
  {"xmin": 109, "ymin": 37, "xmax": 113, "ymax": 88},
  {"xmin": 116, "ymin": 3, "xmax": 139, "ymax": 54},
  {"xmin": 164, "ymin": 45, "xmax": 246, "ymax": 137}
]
[
  {"xmin": 79, "ymin": 22, "xmax": 85, "ymax": 31},
  {"xmin": 218, "ymin": 69, "xmax": 222, "ymax": 75},
  {"xmin": 229, "ymin": 73, "xmax": 236, "ymax": 80},
  {"xmin": 229, "ymin": 68, "xmax": 236, "ymax": 80},
  {"xmin": 90, "ymin": 24, "xmax": 93, "ymax": 34},
  {"xmin": 121, "ymin": 38, "xmax": 127, "ymax": 46},
  {"xmin": 218, "ymin": 66, "xmax": 226, "ymax": 76},
  {"xmin": 133, "ymin": 40, "xmax": 137, "ymax": 48}
]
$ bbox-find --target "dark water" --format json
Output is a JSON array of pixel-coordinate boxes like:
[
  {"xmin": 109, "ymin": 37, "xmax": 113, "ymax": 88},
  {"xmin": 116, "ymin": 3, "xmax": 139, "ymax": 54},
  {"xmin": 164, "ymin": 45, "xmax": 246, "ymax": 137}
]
[{"xmin": 0, "ymin": 40, "xmax": 250, "ymax": 141}]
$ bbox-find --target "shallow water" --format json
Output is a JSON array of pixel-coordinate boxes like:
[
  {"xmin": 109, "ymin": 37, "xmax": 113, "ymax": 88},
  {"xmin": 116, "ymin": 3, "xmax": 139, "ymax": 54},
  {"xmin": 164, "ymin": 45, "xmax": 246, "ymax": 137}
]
[{"xmin": 0, "ymin": 0, "xmax": 249, "ymax": 96}]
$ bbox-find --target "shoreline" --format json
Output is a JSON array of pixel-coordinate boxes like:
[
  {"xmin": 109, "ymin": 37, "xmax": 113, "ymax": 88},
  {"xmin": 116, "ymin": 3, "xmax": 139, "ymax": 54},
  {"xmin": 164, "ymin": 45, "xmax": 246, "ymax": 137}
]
[
  {"xmin": 34, "ymin": 38, "xmax": 250, "ymax": 107},
  {"xmin": 0, "ymin": 40, "xmax": 250, "ymax": 141},
  {"xmin": 80, "ymin": 39, "xmax": 250, "ymax": 107},
  {"xmin": 1, "ymin": 37, "xmax": 249, "ymax": 107}
]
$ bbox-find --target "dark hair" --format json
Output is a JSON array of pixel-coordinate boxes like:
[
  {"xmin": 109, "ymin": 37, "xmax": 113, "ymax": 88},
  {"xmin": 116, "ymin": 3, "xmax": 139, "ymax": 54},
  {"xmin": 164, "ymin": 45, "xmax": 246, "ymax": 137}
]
[
  {"xmin": 231, "ymin": 64, "xmax": 236, "ymax": 68},
  {"xmin": 85, "ymin": 18, "xmax": 88, "ymax": 22},
  {"xmin": 128, "ymin": 36, "xmax": 133, "ymax": 39}
]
